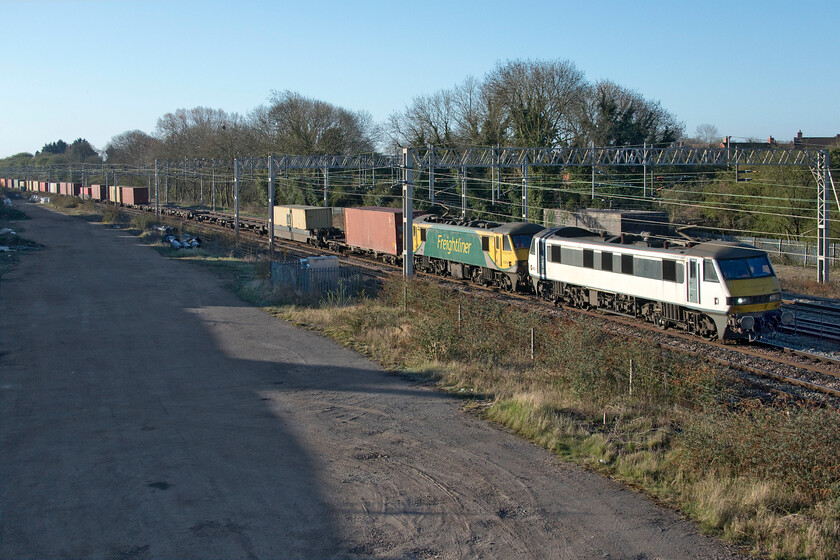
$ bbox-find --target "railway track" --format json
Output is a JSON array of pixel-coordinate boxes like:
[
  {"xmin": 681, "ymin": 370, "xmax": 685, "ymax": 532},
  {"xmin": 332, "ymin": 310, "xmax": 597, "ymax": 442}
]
[
  {"xmin": 780, "ymin": 299, "xmax": 840, "ymax": 342},
  {"xmin": 115, "ymin": 201, "xmax": 840, "ymax": 405}
]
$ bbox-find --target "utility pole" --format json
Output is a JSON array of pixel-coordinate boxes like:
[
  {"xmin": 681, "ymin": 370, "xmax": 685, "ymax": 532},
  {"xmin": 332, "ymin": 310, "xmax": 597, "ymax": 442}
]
[
  {"xmin": 154, "ymin": 159, "xmax": 159, "ymax": 217},
  {"xmin": 402, "ymin": 148, "xmax": 414, "ymax": 277},
  {"xmin": 268, "ymin": 156, "xmax": 275, "ymax": 258},
  {"xmin": 234, "ymin": 158, "xmax": 240, "ymax": 246},
  {"xmin": 460, "ymin": 166, "xmax": 467, "ymax": 219},
  {"xmin": 323, "ymin": 166, "xmax": 329, "ymax": 207},
  {"xmin": 817, "ymin": 149, "xmax": 829, "ymax": 284},
  {"xmin": 591, "ymin": 141, "xmax": 596, "ymax": 199},
  {"xmin": 521, "ymin": 163, "xmax": 529, "ymax": 220},
  {"xmin": 428, "ymin": 144, "xmax": 435, "ymax": 203}
]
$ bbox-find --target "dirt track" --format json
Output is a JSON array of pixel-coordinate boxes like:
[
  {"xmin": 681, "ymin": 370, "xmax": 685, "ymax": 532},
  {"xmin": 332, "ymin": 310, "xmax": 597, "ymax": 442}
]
[{"xmin": 0, "ymin": 203, "xmax": 741, "ymax": 559}]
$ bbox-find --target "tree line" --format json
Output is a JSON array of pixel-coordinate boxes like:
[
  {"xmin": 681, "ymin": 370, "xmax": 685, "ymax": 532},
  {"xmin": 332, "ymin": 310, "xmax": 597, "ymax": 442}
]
[{"xmin": 1, "ymin": 57, "xmax": 834, "ymax": 243}]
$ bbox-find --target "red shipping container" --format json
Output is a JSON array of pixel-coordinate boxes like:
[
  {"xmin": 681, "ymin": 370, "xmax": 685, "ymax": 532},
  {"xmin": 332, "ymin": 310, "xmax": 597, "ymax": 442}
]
[
  {"xmin": 344, "ymin": 207, "xmax": 423, "ymax": 256},
  {"xmin": 120, "ymin": 186, "xmax": 149, "ymax": 205},
  {"xmin": 39, "ymin": 181, "xmax": 47, "ymax": 192}
]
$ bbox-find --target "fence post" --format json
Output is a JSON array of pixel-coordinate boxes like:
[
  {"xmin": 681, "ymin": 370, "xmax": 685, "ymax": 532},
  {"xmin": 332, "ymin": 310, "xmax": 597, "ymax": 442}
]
[
  {"xmin": 629, "ymin": 359, "xmax": 634, "ymax": 397},
  {"xmin": 530, "ymin": 328, "xmax": 535, "ymax": 361}
]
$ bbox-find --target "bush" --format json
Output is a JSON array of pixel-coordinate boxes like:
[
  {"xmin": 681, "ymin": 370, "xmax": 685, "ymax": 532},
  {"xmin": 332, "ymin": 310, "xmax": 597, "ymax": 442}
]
[
  {"xmin": 130, "ymin": 212, "xmax": 159, "ymax": 231},
  {"xmin": 677, "ymin": 400, "xmax": 840, "ymax": 500},
  {"xmin": 101, "ymin": 206, "xmax": 129, "ymax": 224}
]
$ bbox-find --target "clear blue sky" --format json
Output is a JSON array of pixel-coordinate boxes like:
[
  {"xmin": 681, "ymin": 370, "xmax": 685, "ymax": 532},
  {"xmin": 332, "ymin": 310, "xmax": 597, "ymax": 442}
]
[{"xmin": 1, "ymin": 0, "xmax": 838, "ymax": 158}]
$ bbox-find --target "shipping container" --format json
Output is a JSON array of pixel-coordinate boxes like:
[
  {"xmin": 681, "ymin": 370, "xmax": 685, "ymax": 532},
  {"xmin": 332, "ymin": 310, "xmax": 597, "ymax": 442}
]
[
  {"xmin": 89, "ymin": 184, "xmax": 105, "ymax": 200},
  {"xmin": 49, "ymin": 182, "xmax": 58, "ymax": 194},
  {"xmin": 331, "ymin": 207, "xmax": 345, "ymax": 230},
  {"xmin": 273, "ymin": 205, "xmax": 333, "ymax": 231},
  {"xmin": 39, "ymin": 181, "xmax": 47, "ymax": 192},
  {"xmin": 80, "ymin": 187, "xmax": 91, "ymax": 199},
  {"xmin": 120, "ymin": 186, "xmax": 149, "ymax": 205},
  {"xmin": 108, "ymin": 185, "xmax": 122, "ymax": 203},
  {"xmin": 70, "ymin": 183, "xmax": 82, "ymax": 197},
  {"xmin": 344, "ymin": 207, "xmax": 423, "ymax": 256}
]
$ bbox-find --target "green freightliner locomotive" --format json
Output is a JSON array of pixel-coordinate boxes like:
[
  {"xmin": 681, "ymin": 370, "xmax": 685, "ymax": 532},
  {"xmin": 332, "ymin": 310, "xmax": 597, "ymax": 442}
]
[{"xmin": 411, "ymin": 215, "xmax": 544, "ymax": 292}]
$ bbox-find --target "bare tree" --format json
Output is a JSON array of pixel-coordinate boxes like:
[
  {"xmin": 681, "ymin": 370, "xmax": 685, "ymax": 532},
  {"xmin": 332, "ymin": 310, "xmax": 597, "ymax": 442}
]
[
  {"xmin": 484, "ymin": 58, "xmax": 588, "ymax": 147},
  {"xmin": 386, "ymin": 88, "xmax": 458, "ymax": 149},
  {"xmin": 694, "ymin": 123, "xmax": 721, "ymax": 146},
  {"xmin": 265, "ymin": 91, "xmax": 377, "ymax": 155},
  {"xmin": 104, "ymin": 130, "xmax": 160, "ymax": 165},
  {"xmin": 154, "ymin": 107, "xmax": 243, "ymax": 159}
]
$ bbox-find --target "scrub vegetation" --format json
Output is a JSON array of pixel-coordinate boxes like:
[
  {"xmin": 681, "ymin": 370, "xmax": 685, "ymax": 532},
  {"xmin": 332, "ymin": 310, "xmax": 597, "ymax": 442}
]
[{"xmin": 255, "ymin": 275, "xmax": 840, "ymax": 560}]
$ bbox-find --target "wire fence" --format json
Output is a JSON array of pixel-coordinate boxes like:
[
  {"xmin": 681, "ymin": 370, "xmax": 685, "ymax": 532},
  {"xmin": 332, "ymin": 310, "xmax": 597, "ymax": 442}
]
[
  {"xmin": 270, "ymin": 258, "xmax": 366, "ymax": 298},
  {"xmin": 714, "ymin": 234, "xmax": 838, "ymax": 267}
]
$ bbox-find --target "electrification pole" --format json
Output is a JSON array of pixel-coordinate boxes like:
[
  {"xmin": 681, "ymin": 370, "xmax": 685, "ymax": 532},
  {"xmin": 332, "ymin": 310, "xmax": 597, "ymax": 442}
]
[
  {"xmin": 817, "ymin": 149, "xmax": 829, "ymax": 283},
  {"xmin": 268, "ymin": 156, "xmax": 275, "ymax": 257},
  {"xmin": 402, "ymin": 148, "xmax": 414, "ymax": 277}
]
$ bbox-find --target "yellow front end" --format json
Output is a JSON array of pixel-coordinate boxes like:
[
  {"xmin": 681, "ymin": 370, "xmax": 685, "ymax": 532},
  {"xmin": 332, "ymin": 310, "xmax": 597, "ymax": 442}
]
[{"xmin": 726, "ymin": 276, "xmax": 783, "ymax": 313}]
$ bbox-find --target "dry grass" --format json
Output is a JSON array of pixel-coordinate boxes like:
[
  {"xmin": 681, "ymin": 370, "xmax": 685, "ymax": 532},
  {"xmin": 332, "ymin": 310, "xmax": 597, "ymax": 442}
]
[{"xmin": 775, "ymin": 264, "xmax": 840, "ymax": 299}]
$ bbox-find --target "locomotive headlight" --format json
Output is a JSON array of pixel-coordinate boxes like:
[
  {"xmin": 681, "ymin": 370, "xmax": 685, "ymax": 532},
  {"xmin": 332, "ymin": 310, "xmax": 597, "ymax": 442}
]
[
  {"xmin": 735, "ymin": 296, "xmax": 750, "ymax": 305},
  {"xmin": 739, "ymin": 315, "xmax": 755, "ymax": 331},
  {"xmin": 769, "ymin": 292, "xmax": 781, "ymax": 302}
]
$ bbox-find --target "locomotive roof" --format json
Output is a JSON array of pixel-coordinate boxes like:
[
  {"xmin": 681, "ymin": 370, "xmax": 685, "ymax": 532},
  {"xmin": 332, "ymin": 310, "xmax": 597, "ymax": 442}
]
[
  {"xmin": 415, "ymin": 215, "xmax": 543, "ymax": 235},
  {"xmin": 683, "ymin": 241, "xmax": 766, "ymax": 259},
  {"xmin": 540, "ymin": 227, "xmax": 767, "ymax": 259}
]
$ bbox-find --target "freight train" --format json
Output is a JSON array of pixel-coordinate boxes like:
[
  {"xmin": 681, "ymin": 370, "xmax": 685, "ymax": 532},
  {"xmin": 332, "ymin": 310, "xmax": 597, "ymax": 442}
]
[{"xmin": 1, "ymin": 178, "xmax": 790, "ymax": 340}]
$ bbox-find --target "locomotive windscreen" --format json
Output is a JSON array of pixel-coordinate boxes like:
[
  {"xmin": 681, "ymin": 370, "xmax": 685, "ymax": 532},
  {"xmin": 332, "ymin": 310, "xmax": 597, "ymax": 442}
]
[{"xmin": 717, "ymin": 255, "xmax": 774, "ymax": 280}]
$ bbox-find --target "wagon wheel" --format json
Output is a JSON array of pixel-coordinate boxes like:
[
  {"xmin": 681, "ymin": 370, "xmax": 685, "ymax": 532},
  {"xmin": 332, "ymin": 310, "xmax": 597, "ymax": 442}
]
[{"xmin": 501, "ymin": 275, "xmax": 514, "ymax": 292}]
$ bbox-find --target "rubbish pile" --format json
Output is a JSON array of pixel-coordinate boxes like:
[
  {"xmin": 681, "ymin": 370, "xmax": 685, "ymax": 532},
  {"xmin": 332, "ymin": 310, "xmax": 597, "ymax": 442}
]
[{"xmin": 160, "ymin": 227, "xmax": 201, "ymax": 250}]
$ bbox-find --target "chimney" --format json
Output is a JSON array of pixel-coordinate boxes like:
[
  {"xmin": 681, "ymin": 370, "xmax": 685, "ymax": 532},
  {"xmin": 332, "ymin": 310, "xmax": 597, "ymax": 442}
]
[{"xmin": 797, "ymin": 130, "xmax": 803, "ymax": 139}]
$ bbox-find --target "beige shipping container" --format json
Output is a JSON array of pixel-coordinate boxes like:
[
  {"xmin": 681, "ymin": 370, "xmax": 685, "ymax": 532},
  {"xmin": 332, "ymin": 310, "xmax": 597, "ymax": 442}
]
[{"xmin": 273, "ymin": 205, "xmax": 333, "ymax": 230}]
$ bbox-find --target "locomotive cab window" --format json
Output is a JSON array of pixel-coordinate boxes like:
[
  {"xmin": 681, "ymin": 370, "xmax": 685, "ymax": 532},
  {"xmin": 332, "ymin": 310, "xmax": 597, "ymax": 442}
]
[
  {"xmin": 550, "ymin": 245, "xmax": 562, "ymax": 263},
  {"xmin": 530, "ymin": 238, "xmax": 536, "ymax": 255},
  {"xmin": 481, "ymin": 236, "xmax": 490, "ymax": 251},
  {"xmin": 420, "ymin": 228, "xmax": 427, "ymax": 242},
  {"xmin": 503, "ymin": 236, "xmax": 512, "ymax": 251},
  {"xmin": 717, "ymin": 255, "xmax": 774, "ymax": 279},
  {"xmin": 512, "ymin": 235, "xmax": 532, "ymax": 249},
  {"xmin": 703, "ymin": 259, "xmax": 719, "ymax": 282}
]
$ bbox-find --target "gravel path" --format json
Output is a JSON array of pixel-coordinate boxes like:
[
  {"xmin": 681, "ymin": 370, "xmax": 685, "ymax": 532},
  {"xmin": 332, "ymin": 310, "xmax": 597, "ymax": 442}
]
[{"xmin": 1, "ymin": 204, "xmax": 741, "ymax": 559}]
